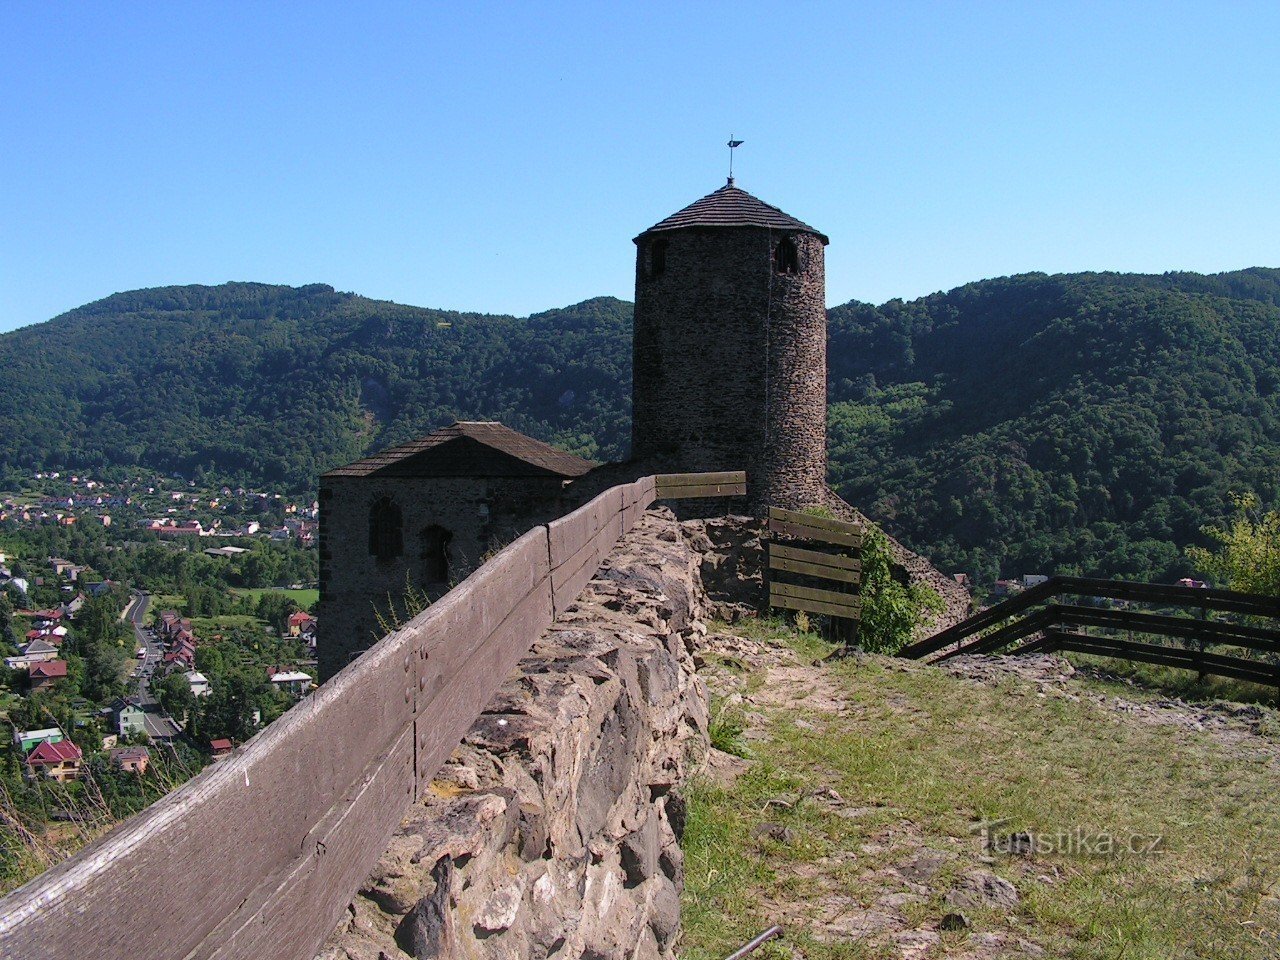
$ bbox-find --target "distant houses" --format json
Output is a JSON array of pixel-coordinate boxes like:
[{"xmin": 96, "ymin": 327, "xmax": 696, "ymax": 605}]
[{"xmin": 108, "ymin": 746, "xmax": 150, "ymax": 775}]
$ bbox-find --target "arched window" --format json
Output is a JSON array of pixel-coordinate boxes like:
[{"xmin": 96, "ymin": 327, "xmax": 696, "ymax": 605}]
[
  {"xmin": 368, "ymin": 497, "xmax": 403, "ymax": 560},
  {"xmin": 648, "ymin": 238, "xmax": 668, "ymax": 279},
  {"xmin": 419, "ymin": 525, "xmax": 452, "ymax": 583},
  {"xmin": 774, "ymin": 237, "xmax": 800, "ymax": 275}
]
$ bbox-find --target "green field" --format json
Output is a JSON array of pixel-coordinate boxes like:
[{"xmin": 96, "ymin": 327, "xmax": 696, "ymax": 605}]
[{"xmin": 231, "ymin": 588, "xmax": 318, "ymax": 611}]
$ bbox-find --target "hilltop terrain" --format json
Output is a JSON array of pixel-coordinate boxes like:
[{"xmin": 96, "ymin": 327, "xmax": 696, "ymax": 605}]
[{"xmin": 4, "ymin": 268, "xmax": 1280, "ymax": 583}]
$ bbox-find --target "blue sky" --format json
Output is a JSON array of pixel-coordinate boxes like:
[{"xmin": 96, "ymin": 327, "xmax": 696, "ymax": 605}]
[{"xmin": 2, "ymin": 2, "xmax": 1278, "ymax": 332}]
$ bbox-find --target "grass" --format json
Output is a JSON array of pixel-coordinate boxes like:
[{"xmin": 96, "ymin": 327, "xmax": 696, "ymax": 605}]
[
  {"xmin": 143, "ymin": 593, "xmax": 186, "ymax": 625},
  {"xmin": 230, "ymin": 587, "xmax": 319, "ymax": 611},
  {"xmin": 190, "ymin": 615, "xmax": 267, "ymax": 637},
  {"xmin": 1067, "ymin": 652, "xmax": 1280, "ymax": 708},
  {"xmin": 681, "ymin": 619, "xmax": 1280, "ymax": 959}
]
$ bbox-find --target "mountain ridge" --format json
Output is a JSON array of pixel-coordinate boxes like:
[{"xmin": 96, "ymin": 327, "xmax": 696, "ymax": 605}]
[{"xmin": 4, "ymin": 267, "xmax": 1280, "ymax": 583}]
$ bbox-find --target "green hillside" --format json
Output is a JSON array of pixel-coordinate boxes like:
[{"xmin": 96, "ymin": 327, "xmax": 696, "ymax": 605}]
[
  {"xmin": 0, "ymin": 284, "xmax": 631, "ymax": 487},
  {"xmin": 827, "ymin": 268, "xmax": 1280, "ymax": 583},
  {"xmin": 4, "ymin": 269, "xmax": 1280, "ymax": 584}
]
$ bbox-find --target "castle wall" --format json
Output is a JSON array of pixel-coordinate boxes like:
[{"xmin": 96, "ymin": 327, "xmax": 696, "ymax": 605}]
[{"xmin": 631, "ymin": 227, "xmax": 827, "ymax": 514}]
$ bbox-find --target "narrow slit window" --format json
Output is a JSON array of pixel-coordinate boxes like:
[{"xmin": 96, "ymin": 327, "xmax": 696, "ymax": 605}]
[
  {"xmin": 649, "ymin": 238, "xmax": 668, "ymax": 279},
  {"xmin": 774, "ymin": 237, "xmax": 800, "ymax": 275},
  {"xmin": 419, "ymin": 524, "xmax": 452, "ymax": 583},
  {"xmin": 369, "ymin": 497, "xmax": 403, "ymax": 560}
]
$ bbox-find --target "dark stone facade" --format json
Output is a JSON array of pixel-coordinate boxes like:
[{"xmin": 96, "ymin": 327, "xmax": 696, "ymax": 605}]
[
  {"xmin": 316, "ymin": 475, "xmax": 570, "ymax": 680},
  {"xmin": 632, "ymin": 226, "xmax": 828, "ymax": 514}
]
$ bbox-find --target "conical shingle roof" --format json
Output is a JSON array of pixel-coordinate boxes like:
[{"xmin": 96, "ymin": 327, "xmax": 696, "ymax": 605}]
[{"xmin": 636, "ymin": 182, "xmax": 827, "ymax": 244}]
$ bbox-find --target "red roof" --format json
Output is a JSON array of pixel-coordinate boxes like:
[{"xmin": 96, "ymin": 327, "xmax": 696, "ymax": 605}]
[
  {"xmin": 27, "ymin": 739, "xmax": 82, "ymax": 765},
  {"xmin": 288, "ymin": 611, "xmax": 315, "ymax": 625},
  {"xmin": 29, "ymin": 660, "xmax": 68, "ymax": 679},
  {"xmin": 32, "ymin": 609, "xmax": 63, "ymax": 621},
  {"xmin": 209, "ymin": 738, "xmax": 233, "ymax": 752}
]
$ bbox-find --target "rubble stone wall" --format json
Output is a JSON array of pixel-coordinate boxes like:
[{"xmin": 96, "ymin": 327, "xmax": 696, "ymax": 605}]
[{"xmin": 319, "ymin": 509, "xmax": 710, "ymax": 960}]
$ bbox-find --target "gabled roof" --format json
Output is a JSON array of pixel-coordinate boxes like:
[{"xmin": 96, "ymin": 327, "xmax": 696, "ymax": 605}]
[
  {"xmin": 30, "ymin": 660, "xmax": 67, "ymax": 679},
  {"xmin": 27, "ymin": 739, "xmax": 81, "ymax": 764},
  {"xmin": 636, "ymin": 183, "xmax": 828, "ymax": 244},
  {"xmin": 323, "ymin": 421, "xmax": 595, "ymax": 480},
  {"xmin": 23, "ymin": 638, "xmax": 57, "ymax": 655}
]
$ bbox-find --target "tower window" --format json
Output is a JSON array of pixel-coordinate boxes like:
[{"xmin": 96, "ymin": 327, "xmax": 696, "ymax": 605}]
[
  {"xmin": 774, "ymin": 237, "xmax": 800, "ymax": 275},
  {"xmin": 368, "ymin": 496, "xmax": 403, "ymax": 560},
  {"xmin": 648, "ymin": 238, "xmax": 668, "ymax": 279},
  {"xmin": 419, "ymin": 524, "xmax": 452, "ymax": 583}
]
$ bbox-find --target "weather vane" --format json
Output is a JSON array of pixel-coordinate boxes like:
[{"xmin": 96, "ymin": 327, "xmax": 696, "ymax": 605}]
[{"xmin": 727, "ymin": 135, "xmax": 744, "ymax": 185}]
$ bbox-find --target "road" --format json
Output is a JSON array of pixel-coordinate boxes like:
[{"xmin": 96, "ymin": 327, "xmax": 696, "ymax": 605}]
[{"xmin": 126, "ymin": 591, "xmax": 182, "ymax": 741}]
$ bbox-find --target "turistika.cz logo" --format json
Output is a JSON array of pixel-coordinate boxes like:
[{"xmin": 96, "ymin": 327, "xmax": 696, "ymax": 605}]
[{"xmin": 973, "ymin": 818, "xmax": 1166, "ymax": 858}]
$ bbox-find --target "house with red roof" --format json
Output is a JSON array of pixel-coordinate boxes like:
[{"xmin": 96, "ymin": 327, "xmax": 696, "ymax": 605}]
[
  {"xmin": 29, "ymin": 659, "xmax": 68, "ymax": 691},
  {"xmin": 287, "ymin": 611, "xmax": 315, "ymax": 637},
  {"xmin": 25, "ymin": 739, "xmax": 82, "ymax": 782},
  {"xmin": 209, "ymin": 738, "xmax": 233, "ymax": 759}
]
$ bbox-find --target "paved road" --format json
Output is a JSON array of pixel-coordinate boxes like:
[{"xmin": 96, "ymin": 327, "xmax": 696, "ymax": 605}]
[{"xmin": 126, "ymin": 591, "xmax": 182, "ymax": 741}]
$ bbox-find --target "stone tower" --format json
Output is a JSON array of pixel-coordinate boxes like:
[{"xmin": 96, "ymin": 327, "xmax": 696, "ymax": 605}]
[{"xmin": 631, "ymin": 180, "xmax": 829, "ymax": 514}]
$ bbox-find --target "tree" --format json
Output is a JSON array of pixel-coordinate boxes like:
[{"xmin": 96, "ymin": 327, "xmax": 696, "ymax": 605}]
[
  {"xmin": 0, "ymin": 592, "xmax": 14, "ymax": 647},
  {"xmin": 856, "ymin": 526, "xmax": 944, "ymax": 655},
  {"xmin": 1187, "ymin": 494, "xmax": 1280, "ymax": 597}
]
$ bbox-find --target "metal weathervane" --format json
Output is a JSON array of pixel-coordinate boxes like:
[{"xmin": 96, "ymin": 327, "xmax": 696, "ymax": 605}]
[{"xmin": 727, "ymin": 136, "xmax": 744, "ymax": 185}]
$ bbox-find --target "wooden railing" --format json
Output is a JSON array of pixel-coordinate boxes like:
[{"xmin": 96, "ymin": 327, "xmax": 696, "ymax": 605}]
[
  {"xmin": 0, "ymin": 473, "xmax": 722, "ymax": 960},
  {"xmin": 899, "ymin": 576, "xmax": 1280, "ymax": 687}
]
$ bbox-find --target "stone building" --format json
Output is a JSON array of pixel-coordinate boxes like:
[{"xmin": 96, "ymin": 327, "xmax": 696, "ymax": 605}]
[
  {"xmin": 316, "ymin": 421, "xmax": 593, "ymax": 679},
  {"xmin": 631, "ymin": 180, "xmax": 829, "ymax": 514}
]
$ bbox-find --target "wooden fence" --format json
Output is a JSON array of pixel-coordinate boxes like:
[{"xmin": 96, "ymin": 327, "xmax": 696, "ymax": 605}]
[
  {"xmin": 765, "ymin": 508, "xmax": 862, "ymax": 639},
  {"xmin": 0, "ymin": 473, "xmax": 722, "ymax": 960},
  {"xmin": 899, "ymin": 576, "xmax": 1280, "ymax": 687}
]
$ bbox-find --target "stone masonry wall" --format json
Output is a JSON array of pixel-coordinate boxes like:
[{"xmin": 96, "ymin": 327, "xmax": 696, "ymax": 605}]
[
  {"xmin": 631, "ymin": 227, "xmax": 827, "ymax": 515},
  {"xmin": 318, "ymin": 508, "xmax": 710, "ymax": 960},
  {"xmin": 318, "ymin": 474, "xmax": 569, "ymax": 679}
]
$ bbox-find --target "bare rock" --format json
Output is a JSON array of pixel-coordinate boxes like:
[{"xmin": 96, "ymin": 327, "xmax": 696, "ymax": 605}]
[{"xmin": 946, "ymin": 870, "xmax": 1020, "ymax": 911}]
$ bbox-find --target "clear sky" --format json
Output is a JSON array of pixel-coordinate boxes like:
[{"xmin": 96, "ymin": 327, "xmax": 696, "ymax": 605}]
[{"xmin": 2, "ymin": 1, "xmax": 1278, "ymax": 333}]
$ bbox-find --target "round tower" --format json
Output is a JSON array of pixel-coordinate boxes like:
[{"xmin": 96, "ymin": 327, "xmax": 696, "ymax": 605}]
[{"xmin": 631, "ymin": 180, "xmax": 829, "ymax": 514}]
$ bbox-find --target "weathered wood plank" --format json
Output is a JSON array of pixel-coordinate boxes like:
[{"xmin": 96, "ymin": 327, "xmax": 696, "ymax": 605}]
[
  {"xmin": 548, "ymin": 487, "xmax": 624, "ymax": 616},
  {"xmin": 767, "ymin": 517, "xmax": 862, "ymax": 548},
  {"xmin": 1053, "ymin": 632, "xmax": 1280, "ymax": 687},
  {"xmin": 768, "ymin": 554, "xmax": 861, "ymax": 584},
  {"xmin": 771, "ymin": 581, "xmax": 862, "ymax": 609},
  {"xmin": 770, "ymin": 592, "xmax": 862, "ymax": 620},
  {"xmin": 768, "ymin": 543, "xmax": 859, "ymax": 571},
  {"xmin": 654, "ymin": 471, "xmax": 746, "ymax": 487},
  {"xmin": 655, "ymin": 481, "xmax": 747, "ymax": 499},
  {"xmin": 768, "ymin": 507, "xmax": 863, "ymax": 536},
  {"xmin": 204, "ymin": 726, "xmax": 416, "ymax": 960}
]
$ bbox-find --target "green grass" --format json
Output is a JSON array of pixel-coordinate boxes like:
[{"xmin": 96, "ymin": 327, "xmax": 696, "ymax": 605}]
[
  {"xmin": 144, "ymin": 594, "xmax": 186, "ymax": 625},
  {"xmin": 230, "ymin": 587, "xmax": 319, "ymax": 610},
  {"xmin": 682, "ymin": 620, "xmax": 1280, "ymax": 959},
  {"xmin": 190, "ymin": 615, "xmax": 267, "ymax": 637}
]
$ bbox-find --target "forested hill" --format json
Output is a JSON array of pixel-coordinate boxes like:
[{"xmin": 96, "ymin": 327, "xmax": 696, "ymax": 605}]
[
  {"xmin": 0, "ymin": 284, "xmax": 633, "ymax": 486},
  {"xmin": 826, "ymin": 268, "xmax": 1280, "ymax": 583},
  {"xmin": 4, "ymin": 269, "xmax": 1280, "ymax": 583}
]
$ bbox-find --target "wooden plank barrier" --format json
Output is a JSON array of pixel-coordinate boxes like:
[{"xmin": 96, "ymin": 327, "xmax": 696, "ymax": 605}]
[
  {"xmin": 0, "ymin": 472, "xmax": 703, "ymax": 960},
  {"xmin": 654, "ymin": 471, "xmax": 746, "ymax": 500},
  {"xmin": 764, "ymin": 507, "xmax": 863, "ymax": 635}
]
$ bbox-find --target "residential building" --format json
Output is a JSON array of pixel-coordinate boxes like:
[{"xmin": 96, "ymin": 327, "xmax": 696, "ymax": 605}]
[
  {"xmin": 25, "ymin": 740, "xmax": 82, "ymax": 782},
  {"xmin": 108, "ymin": 746, "xmax": 150, "ymax": 774},
  {"xmin": 14, "ymin": 726, "xmax": 64, "ymax": 753},
  {"xmin": 29, "ymin": 659, "xmax": 68, "ymax": 691}
]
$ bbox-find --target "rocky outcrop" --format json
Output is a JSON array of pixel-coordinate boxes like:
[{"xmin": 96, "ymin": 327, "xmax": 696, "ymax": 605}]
[{"xmin": 319, "ymin": 510, "xmax": 709, "ymax": 960}]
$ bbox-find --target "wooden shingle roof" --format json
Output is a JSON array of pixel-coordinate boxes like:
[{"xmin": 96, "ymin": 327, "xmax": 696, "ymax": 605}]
[
  {"xmin": 636, "ymin": 183, "xmax": 828, "ymax": 244},
  {"xmin": 323, "ymin": 421, "xmax": 596, "ymax": 480}
]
